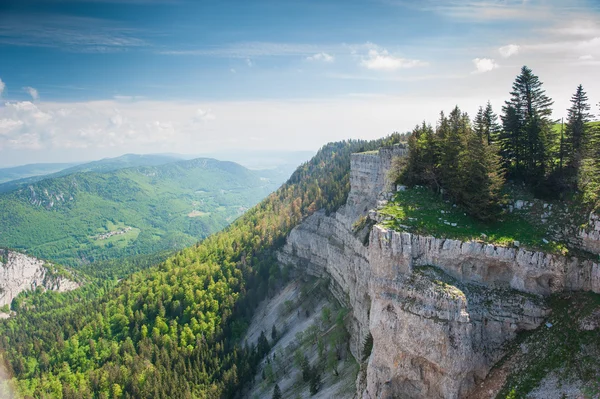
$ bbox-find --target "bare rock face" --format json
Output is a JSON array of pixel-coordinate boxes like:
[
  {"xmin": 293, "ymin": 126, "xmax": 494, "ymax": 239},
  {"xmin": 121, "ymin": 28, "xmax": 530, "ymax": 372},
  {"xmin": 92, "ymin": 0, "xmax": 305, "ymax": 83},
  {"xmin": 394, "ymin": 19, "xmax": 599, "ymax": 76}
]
[
  {"xmin": 366, "ymin": 267, "xmax": 549, "ymax": 399},
  {"xmin": 0, "ymin": 249, "xmax": 80, "ymax": 309},
  {"xmin": 278, "ymin": 145, "xmax": 600, "ymax": 398},
  {"xmin": 369, "ymin": 227, "xmax": 600, "ymax": 296},
  {"xmin": 579, "ymin": 212, "xmax": 600, "ymax": 255},
  {"xmin": 278, "ymin": 206, "xmax": 372, "ymax": 359}
]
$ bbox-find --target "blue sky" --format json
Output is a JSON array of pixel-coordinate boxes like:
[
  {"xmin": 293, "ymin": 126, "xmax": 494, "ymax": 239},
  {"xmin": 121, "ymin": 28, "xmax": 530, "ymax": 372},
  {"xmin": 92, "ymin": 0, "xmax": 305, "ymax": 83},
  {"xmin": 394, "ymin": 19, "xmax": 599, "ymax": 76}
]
[{"xmin": 1, "ymin": 0, "xmax": 599, "ymax": 165}]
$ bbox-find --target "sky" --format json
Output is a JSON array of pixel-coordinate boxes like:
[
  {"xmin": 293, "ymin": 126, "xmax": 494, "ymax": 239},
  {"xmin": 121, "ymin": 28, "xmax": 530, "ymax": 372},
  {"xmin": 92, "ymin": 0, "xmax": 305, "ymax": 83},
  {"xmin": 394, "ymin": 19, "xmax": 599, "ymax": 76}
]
[{"xmin": 0, "ymin": 0, "xmax": 599, "ymax": 166}]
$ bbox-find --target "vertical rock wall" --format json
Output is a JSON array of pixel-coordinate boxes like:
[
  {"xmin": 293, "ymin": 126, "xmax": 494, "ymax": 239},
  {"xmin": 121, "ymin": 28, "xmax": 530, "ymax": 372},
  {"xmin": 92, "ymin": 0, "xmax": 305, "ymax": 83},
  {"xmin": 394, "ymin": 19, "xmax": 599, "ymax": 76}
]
[{"xmin": 278, "ymin": 145, "xmax": 597, "ymax": 398}]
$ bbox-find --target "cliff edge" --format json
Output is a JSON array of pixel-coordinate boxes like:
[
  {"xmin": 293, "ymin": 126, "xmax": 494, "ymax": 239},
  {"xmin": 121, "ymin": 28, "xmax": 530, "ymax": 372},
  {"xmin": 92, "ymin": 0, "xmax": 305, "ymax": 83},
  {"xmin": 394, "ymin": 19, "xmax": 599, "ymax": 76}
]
[{"xmin": 278, "ymin": 146, "xmax": 600, "ymax": 398}]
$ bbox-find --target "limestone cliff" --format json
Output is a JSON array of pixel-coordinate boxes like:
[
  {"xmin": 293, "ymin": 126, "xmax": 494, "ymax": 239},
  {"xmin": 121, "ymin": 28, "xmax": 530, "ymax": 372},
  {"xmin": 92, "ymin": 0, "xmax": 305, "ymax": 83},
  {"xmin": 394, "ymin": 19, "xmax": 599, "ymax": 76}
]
[
  {"xmin": 278, "ymin": 146, "xmax": 599, "ymax": 398},
  {"xmin": 0, "ymin": 249, "xmax": 80, "ymax": 310}
]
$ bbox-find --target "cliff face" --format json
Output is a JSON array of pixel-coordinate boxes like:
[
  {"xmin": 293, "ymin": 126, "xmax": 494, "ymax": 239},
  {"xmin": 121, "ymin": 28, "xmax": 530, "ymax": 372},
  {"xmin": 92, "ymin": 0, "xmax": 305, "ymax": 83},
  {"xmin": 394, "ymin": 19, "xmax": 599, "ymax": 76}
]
[
  {"xmin": 278, "ymin": 146, "xmax": 599, "ymax": 398},
  {"xmin": 369, "ymin": 227, "xmax": 600, "ymax": 297},
  {"xmin": 0, "ymin": 249, "xmax": 80, "ymax": 309}
]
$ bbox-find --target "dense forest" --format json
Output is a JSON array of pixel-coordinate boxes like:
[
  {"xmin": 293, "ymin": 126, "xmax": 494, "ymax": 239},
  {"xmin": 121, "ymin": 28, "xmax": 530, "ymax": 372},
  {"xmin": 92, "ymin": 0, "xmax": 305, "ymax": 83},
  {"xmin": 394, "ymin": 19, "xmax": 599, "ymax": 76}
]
[
  {"xmin": 401, "ymin": 65, "xmax": 600, "ymax": 220},
  {"xmin": 0, "ymin": 135, "xmax": 403, "ymax": 398}
]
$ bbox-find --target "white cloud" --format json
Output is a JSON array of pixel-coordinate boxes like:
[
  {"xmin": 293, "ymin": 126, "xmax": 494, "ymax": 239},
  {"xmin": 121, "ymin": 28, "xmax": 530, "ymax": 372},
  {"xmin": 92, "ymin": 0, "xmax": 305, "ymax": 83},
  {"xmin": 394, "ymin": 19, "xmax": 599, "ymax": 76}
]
[
  {"xmin": 360, "ymin": 48, "xmax": 427, "ymax": 71},
  {"xmin": 194, "ymin": 108, "xmax": 216, "ymax": 122},
  {"xmin": 0, "ymin": 78, "xmax": 5, "ymax": 97},
  {"xmin": 0, "ymin": 119, "xmax": 24, "ymax": 135},
  {"xmin": 230, "ymin": 68, "xmax": 236, "ymax": 73},
  {"xmin": 109, "ymin": 113, "xmax": 123, "ymax": 127},
  {"xmin": 579, "ymin": 54, "xmax": 594, "ymax": 60},
  {"xmin": 306, "ymin": 52, "xmax": 334, "ymax": 63},
  {"xmin": 23, "ymin": 86, "xmax": 39, "ymax": 101},
  {"xmin": 472, "ymin": 58, "xmax": 499, "ymax": 73},
  {"xmin": 499, "ymin": 44, "xmax": 520, "ymax": 58},
  {"xmin": 245, "ymin": 58, "xmax": 253, "ymax": 67}
]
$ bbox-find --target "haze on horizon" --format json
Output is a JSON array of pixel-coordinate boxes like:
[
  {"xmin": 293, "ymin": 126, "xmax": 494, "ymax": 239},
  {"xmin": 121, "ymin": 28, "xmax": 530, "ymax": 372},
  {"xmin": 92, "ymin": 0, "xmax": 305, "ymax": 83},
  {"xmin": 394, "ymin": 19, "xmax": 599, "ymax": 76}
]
[{"xmin": 0, "ymin": 0, "xmax": 599, "ymax": 167}]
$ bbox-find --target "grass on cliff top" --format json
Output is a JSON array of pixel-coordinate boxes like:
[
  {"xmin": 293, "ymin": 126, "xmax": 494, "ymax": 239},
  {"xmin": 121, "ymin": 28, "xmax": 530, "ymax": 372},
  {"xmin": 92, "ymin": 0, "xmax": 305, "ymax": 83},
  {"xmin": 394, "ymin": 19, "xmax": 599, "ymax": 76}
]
[
  {"xmin": 378, "ymin": 187, "xmax": 566, "ymax": 254},
  {"xmin": 497, "ymin": 292, "xmax": 600, "ymax": 398}
]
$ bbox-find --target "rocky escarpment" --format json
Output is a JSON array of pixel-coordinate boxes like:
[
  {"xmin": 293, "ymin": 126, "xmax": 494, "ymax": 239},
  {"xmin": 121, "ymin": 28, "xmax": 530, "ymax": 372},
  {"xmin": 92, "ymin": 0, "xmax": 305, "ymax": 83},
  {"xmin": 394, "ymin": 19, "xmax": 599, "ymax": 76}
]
[
  {"xmin": 369, "ymin": 227, "xmax": 599, "ymax": 296},
  {"xmin": 0, "ymin": 249, "xmax": 80, "ymax": 310},
  {"xmin": 278, "ymin": 145, "xmax": 599, "ymax": 398}
]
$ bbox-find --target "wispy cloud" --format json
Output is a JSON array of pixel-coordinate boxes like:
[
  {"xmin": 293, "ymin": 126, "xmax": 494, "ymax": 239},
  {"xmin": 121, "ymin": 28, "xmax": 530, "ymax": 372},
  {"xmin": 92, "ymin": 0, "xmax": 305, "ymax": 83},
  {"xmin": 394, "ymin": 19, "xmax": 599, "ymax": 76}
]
[
  {"xmin": 360, "ymin": 47, "xmax": 427, "ymax": 71},
  {"xmin": 23, "ymin": 87, "xmax": 39, "ymax": 101},
  {"xmin": 159, "ymin": 42, "xmax": 332, "ymax": 58},
  {"xmin": 327, "ymin": 72, "xmax": 465, "ymax": 82},
  {"xmin": 499, "ymin": 44, "xmax": 520, "ymax": 58},
  {"xmin": 306, "ymin": 52, "xmax": 334, "ymax": 63},
  {"xmin": 386, "ymin": 0, "xmax": 585, "ymax": 22},
  {"xmin": 498, "ymin": 17, "xmax": 600, "ymax": 62},
  {"xmin": 472, "ymin": 58, "xmax": 499, "ymax": 73},
  {"xmin": 113, "ymin": 95, "xmax": 146, "ymax": 101},
  {"xmin": 0, "ymin": 79, "xmax": 5, "ymax": 97},
  {"xmin": 0, "ymin": 13, "xmax": 146, "ymax": 52}
]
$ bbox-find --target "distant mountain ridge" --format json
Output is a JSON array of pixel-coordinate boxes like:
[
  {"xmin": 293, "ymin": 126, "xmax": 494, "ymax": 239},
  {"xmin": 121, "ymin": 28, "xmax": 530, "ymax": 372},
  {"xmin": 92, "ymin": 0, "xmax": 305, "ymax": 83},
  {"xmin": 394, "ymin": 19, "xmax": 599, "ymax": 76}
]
[
  {"xmin": 0, "ymin": 153, "xmax": 183, "ymax": 193},
  {"xmin": 0, "ymin": 162, "xmax": 81, "ymax": 185}
]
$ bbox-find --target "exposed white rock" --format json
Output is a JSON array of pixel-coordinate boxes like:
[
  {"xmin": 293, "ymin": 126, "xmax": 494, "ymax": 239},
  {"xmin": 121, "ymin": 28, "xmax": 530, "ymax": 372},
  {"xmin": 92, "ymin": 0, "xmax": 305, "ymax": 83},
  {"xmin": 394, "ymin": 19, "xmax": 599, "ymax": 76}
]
[
  {"xmin": 0, "ymin": 249, "xmax": 80, "ymax": 309},
  {"xmin": 579, "ymin": 212, "xmax": 600, "ymax": 255}
]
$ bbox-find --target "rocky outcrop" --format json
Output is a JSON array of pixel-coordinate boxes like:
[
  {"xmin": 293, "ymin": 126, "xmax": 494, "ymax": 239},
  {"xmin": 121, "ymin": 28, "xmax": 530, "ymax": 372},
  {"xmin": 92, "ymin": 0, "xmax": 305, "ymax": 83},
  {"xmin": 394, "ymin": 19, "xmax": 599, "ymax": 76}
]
[
  {"xmin": 278, "ymin": 145, "xmax": 600, "ymax": 398},
  {"xmin": 0, "ymin": 249, "xmax": 80, "ymax": 309},
  {"xmin": 579, "ymin": 212, "xmax": 600, "ymax": 255}
]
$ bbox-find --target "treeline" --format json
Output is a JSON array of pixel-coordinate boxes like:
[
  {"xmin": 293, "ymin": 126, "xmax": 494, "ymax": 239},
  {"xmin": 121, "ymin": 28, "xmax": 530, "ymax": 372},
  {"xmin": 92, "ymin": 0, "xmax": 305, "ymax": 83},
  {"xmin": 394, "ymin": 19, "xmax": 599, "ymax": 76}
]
[
  {"xmin": 0, "ymin": 136, "xmax": 403, "ymax": 398},
  {"xmin": 402, "ymin": 65, "xmax": 599, "ymax": 220}
]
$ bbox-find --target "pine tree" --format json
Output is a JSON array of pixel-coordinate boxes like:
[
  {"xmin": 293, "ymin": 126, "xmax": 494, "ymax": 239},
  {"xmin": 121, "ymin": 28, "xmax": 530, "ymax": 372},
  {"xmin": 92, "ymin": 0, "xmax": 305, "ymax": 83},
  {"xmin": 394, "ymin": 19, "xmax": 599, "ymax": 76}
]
[
  {"xmin": 483, "ymin": 101, "xmax": 501, "ymax": 144},
  {"xmin": 502, "ymin": 66, "xmax": 554, "ymax": 182},
  {"xmin": 272, "ymin": 384, "xmax": 282, "ymax": 399},
  {"xmin": 579, "ymin": 116, "xmax": 600, "ymax": 205},
  {"xmin": 474, "ymin": 102, "xmax": 501, "ymax": 144},
  {"xmin": 474, "ymin": 106, "xmax": 486, "ymax": 140},
  {"xmin": 459, "ymin": 126, "xmax": 505, "ymax": 220},
  {"xmin": 499, "ymin": 104, "xmax": 523, "ymax": 173},
  {"xmin": 565, "ymin": 84, "xmax": 593, "ymax": 173},
  {"xmin": 403, "ymin": 122, "xmax": 438, "ymax": 188},
  {"xmin": 271, "ymin": 324, "xmax": 278, "ymax": 341},
  {"xmin": 440, "ymin": 107, "xmax": 469, "ymax": 198}
]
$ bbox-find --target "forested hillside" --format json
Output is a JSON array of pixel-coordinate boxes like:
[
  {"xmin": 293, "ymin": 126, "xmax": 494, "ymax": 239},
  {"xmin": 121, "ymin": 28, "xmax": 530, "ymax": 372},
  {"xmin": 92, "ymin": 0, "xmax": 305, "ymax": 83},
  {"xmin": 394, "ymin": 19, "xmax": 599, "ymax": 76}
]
[
  {"xmin": 0, "ymin": 136, "xmax": 402, "ymax": 398},
  {"xmin": 0, "ymin": 158, "xmax": 279, "ymax": 266}
]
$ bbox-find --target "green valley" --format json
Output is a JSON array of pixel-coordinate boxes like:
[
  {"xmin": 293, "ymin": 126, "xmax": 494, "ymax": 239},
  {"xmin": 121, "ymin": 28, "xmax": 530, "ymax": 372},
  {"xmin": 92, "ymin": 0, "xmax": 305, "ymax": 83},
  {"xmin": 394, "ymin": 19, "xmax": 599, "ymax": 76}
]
[{"xmin": 0, "ymin": 158, "xmax": 282, "ymax": 266}]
